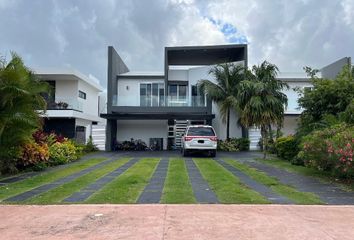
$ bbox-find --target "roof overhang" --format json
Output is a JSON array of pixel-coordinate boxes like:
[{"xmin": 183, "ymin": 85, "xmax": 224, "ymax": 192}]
[
  {"xmin": 166, "ymin": 44, "xmax": 247, "ymax": 66},
  {"xmin": 101, "ymin": 112, "xmax": 215, "ymax": 120}
]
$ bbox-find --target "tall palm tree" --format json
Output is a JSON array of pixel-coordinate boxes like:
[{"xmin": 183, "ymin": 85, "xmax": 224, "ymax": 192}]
[
  {"xmin": 238, "ymin": 61, "xmax": 288, "ymax": 158},
  {"xmin": 199, "ymin": 63, "xmax": 245, "ymax": 139},
  {"xmin": 0, "ymin": 53, "xmax": 48, "ymax": 173}
]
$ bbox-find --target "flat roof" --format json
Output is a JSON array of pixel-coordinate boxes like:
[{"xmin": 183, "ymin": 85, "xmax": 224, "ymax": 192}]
[
  {"xmin": 35, "ymin": 67, "xmax": 104, "ymax": 91},
  {"xmin": 118, "ymin": 71, "xmax": 164, "ymax": 77}
]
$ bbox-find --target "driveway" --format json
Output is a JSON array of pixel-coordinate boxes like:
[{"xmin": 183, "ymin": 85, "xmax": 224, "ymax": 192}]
[
  {"xmin": 1, "ymin": 151, "xmax": 354, "ymax": 204},
  {"xmin": 1, "ymin": 204, "xmax": 354, "ymax": 240}
]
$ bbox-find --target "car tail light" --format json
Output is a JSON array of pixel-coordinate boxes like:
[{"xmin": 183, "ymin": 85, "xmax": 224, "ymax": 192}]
[
  {"xmin": 209, "ymin": 136, "xmax": 217, "ymax": 141},
  {"xmin": 184, "ymin": 136, "xmax": 193, "ymax": 141}
]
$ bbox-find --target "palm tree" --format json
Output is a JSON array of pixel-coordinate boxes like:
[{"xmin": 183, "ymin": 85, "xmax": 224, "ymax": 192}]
[
  {"xmin": 199, "ymin": 63, "xmax": 245, "ymax": 140},
  {"xmin": 238, "ymin": 61, "xmax": 288, "ymax": 158},
  {"xmin": 0, "ymin": 53, "xmax": 48, "ymax": 173}
]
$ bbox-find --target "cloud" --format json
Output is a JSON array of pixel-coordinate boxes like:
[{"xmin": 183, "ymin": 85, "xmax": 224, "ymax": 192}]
[{"xmin": 0, "ymin": 0, "xmax": 353, "ymax": 88}]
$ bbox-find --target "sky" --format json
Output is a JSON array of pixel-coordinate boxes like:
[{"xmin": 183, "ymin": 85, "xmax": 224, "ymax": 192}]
[{"xmin": 1, "ymin": 0, "xmax": 353, "ymax": 87}]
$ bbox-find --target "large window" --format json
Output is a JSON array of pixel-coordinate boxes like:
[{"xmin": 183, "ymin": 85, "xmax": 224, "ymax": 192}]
[
  {"xmin": 191, "ymin": 85, "xmax": 205, "ymax": 106},
  {"xmin": 168, "ymin": 84, "xmax": 187, "ymax": 106},
  {"xmin": 140, "ymin": 83, "xmax": 164, "ymax": 106}
]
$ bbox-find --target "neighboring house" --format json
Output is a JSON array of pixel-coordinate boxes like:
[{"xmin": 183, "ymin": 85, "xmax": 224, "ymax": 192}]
[
  {"xmin": 35, "ymin": 68, "xmax": 104, "ymax": 144},
  {"xmin": 101, "ymin": 44, "xmax": 351, "ymax": 151}
]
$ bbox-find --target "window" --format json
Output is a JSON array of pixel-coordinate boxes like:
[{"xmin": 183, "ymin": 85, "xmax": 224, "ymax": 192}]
[
  {"xmin": 191, "ymin": 85, "xmax": 205, "ymax": 106},
  {"xmin": 140, "ymin": 83, "xmax": 164, "ymax": 106},
  {"xmin": 79, "ymin": 90, "xmax": 86, "ymax": 99},
  {"xmin": 187, "ymin": 127, "xmax": 215, "ymax": 136},
  {"xmin": 168, "ymin": 84, "xmax": 188, "ymax": 106}
]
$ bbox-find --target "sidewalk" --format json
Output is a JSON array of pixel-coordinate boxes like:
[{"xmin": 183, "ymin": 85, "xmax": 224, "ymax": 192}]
[{"xmin": 1, "ymin": 205, "xmax": 354, "ymax": 239}]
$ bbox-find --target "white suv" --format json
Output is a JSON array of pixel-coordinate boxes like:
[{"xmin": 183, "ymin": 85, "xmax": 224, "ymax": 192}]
[{"xmin": 181, "ymin": 125, "xmax": 217, "ymax": 157}]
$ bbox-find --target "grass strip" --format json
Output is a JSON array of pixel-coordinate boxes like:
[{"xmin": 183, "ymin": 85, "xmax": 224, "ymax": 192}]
[
  {"xmin": 224, "ymin": 159, "xmax": 323, "ymax": 204},
  {"xmin": 258, "ymin": 158, "xmax": 354, "ymax": 191},
  {"xmin": 0, "ymin": 157, "xmax": 106, "ymax": 202},
  {"xmin": 24, "ymin": 158, "xmax": 131, "ymax": 204},
  {"xmin": 161, "ymin": 158, "xmax": 196, "ymax": 204},
  {"xmin": 193, "ymin": 158, "xmax": 269, "ymax": 204},
  {"xmin": 86, "ymin": 158, "xmax": 160, "ymax": 203}
]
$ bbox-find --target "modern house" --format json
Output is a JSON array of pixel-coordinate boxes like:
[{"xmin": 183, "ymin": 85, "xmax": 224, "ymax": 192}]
[
  {"xmin": 102, "ymin": 44, "xmax": 351, "ymax": 151},
  {"xmin": 35, "ymin": 68, "xmax": 104, "ymax": 144}
]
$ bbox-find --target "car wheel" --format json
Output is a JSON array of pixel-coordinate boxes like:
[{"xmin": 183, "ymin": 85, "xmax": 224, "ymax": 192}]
[
  {"xmin": 182, "ymin": 148, "xmax": 188, "ymax": 157},
  {"xmin": 210, "ymin": 150, "xmax": 216, "ymax": 158}
]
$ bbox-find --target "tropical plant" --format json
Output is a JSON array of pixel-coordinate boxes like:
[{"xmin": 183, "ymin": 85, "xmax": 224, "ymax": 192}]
[
  {"xmin": 0, "ymin": 53, "xmax": 48, "ymax": 173},
  {"xmin": 48, "ymin": 140, "xmax": 79, "ymax": 166},
  {"xmin": 199, "ymin": 63, "xmax": 245, "ymax": 139},
  {"xmin": 237, "ymin": 61, "xmax": 289, "ymax": 158},
  {"xmin": 296, "ymin": 65, "xmax": 354, "ymax": 138}
]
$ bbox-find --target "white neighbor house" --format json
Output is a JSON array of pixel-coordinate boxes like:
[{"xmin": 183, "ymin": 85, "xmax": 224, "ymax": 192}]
[{"xmin": 35, "ymin": 68, "xmax": 104, "ymax": 144}]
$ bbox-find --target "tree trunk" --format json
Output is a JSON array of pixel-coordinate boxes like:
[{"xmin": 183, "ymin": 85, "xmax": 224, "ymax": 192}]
[
  {"xmin": 261, "ymin": 125, "xmax": 267, "ymax": 159},
  {"xmin": 226, "ymin": 108, "xmax": 230, "ymax": 140}
]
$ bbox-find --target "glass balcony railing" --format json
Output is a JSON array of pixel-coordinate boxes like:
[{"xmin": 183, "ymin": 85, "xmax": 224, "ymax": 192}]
[
  {"xmin": 112, "ymin": 95, "xmax": 207, "ymax": 107},
  {"xmin": 46, "ymin": 97, "xmax": 83, "ymax": 112}
]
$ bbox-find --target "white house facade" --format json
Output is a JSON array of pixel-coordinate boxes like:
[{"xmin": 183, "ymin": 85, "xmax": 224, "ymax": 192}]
[{"xmin": 35, "ymin": 68, "xmax": 104, "ymax": 144}]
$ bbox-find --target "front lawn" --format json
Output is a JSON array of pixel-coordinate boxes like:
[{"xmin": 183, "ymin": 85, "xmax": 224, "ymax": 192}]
[
  {"xmin": 0, "ymin": 157, "xmax": 107, "ymax": 202},
  {"xmin": 194, "ymin": 158, "xmax": 270, "ymax": 204},
  {"xmin": 161, "ymin": 158, "xmax": 196, "ymax": 203},
  {"xmin": 224, "ymin": 158, "xmax": 323, "ymax": 204},
  {"xmin": 86, "ymin": 158, "xmax": 159, "ymax": 203}
]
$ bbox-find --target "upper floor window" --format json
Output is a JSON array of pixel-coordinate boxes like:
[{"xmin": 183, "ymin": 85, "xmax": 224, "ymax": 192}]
[
  {"xmin": 140, "ymin": 83, "xmax": 164, "ymax": 107},
  {"xmin": 79, "ymin": 90, "xmax": 86, "ymax": 99}
]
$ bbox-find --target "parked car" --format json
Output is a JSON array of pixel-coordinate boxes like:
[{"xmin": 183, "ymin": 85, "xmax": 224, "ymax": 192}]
[{"xmin": 181, "ymin": 125, "xmax": 217, "ymax": 157}]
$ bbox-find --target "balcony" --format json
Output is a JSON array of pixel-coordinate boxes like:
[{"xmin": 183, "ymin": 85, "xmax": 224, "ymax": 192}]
[
  {"xmin": 46, "ymin": 98, "xmax": 83, "ymax": 112},
  {"xmin": 112, "ymin": 95, "xmax": 206, "ymax": 107}
]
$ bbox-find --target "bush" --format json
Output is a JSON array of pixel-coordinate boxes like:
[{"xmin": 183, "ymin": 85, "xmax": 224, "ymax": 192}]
[
  {"xmin": 275, "ymin": 136, "xmax": 298, "ymax": 161},
  {"xmin": 17, "ymin": 142, "xmax": 49, "ymax": 168},
  {"xmin": 217, "ymin": 138, "xmax": 250, "ymax": 152},
  {"xmin": 48, "ymin": 140, "xmax": 79, "ymax": 166},
  {"xmin": 83, "ymin": 136, "xmax": 99, "ymax": 153},
  {"xmin": 298, "ymin": 123, "xmax": 354, "ymax": 179}
]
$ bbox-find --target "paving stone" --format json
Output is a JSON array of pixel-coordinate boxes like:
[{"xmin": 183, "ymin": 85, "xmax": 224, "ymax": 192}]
[
  {"xmin": 215, "ymin": 159, "xmax": 293, "ymax": 204},
  {"xmin": 185, "ymin": 158, "xmax": 219, "ymax": 204},
  {"xmin": 243, "ymin": 160, "xmax": 354, "ymax": 205},
  {"xmin": 137, "ymin": 159, "xmax": 169, "ymax": 204},
  {"xmin": 4, "ymin": 154, "xmax": 123, "ymax": 202},
  {"xmin": 62, "ymin": 158, "xmax": 139, "ymax": 203}
]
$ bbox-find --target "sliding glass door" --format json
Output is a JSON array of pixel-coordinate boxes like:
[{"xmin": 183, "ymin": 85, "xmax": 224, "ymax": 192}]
[
  {"xmin": 140, "ymin": 83, "xmax": 164, "ymax": 107},
  {"xmin": 168, "ymin": 84, "xmax": 187, "ymax": 106}
]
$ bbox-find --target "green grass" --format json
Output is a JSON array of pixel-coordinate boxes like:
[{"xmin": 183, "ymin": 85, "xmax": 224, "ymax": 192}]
[
  {"xmin": 258, "ymin": 157, "xmax": 354, "ymax": 191},
  {"xmin": 161, "ymin": 158, "xmax": 196, "ymax": 204},
  {"xmin": 0, "ymin": 157, "xmax": 107, "ymax": 202},
  {"xmin": 224, "ymin": 159, "xmax": 323, "ymax": 204},
  {"xmin": 23, "ymin": 158, "xmax": 131, "ymax": 204},
  {"xmin": 86, "ymin": 158, "xmax": 160, "ymax": 203},
  {"xmin": 194, "ymin": 158, "xmax": 269, "ymax": 204}
]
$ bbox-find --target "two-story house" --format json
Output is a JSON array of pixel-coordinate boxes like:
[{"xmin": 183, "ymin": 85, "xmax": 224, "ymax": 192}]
[
  {"xmin": 35, "ymin": 68, "xmax": 104, "ymax": 144},
  {"xmin": 102, "ymin": 44, "xmax": 351, "ymax": 151}
]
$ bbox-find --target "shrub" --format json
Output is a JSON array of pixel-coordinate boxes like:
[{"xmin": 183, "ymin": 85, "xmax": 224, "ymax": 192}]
[
  {"xmin": 217, "ymin": 138, "xmax": 250, "ymax": 152},
  {"xmin": 300, "ymin": 124, "xmax": 347, "ymax": 171},
  {"xmin": 48, "ymin": 140, "xmax": 78, "ymax": 166},
  {"xmin": 326, "ymin": 129, "xmax": 354, "ymax": 179},
  {"xmin": 236, "ymin": 138, "xmax": 250, "ymax": 151},
  {"xmin": 83, "ymin": 136, "xmax": 99, "ymax": 153},
  {"xmin": 17, "ymin": 142, "xmax": 49, "ymax": 168},
  {"xmin": 275, "ymin": 136, "xmax": 298, "ymax": 161}
]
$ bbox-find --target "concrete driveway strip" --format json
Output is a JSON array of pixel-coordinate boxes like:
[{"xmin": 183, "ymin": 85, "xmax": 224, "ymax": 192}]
[
  {"xmin": 185, "ymin": 158, "xmax": 219, "ymax": 203},
  {"xmin": 1, "ymin": 205, "xmax": 354, "ymax": 240},
  {"xmin": 5, "ymin": 154, "xmax": 124, "ymax": 202},
  {"xmin": 215, "ymin": 158, "xmax": 293, "ymax": 204},
  {"xmin": 137, "ymin": 158, "xmax": 169, "ymax": 203}
]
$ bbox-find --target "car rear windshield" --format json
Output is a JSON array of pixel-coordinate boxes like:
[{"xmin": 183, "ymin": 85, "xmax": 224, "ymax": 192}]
[{"xmin": 187, "ymin": 127, "xmax": 215, "ymax": 136}]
